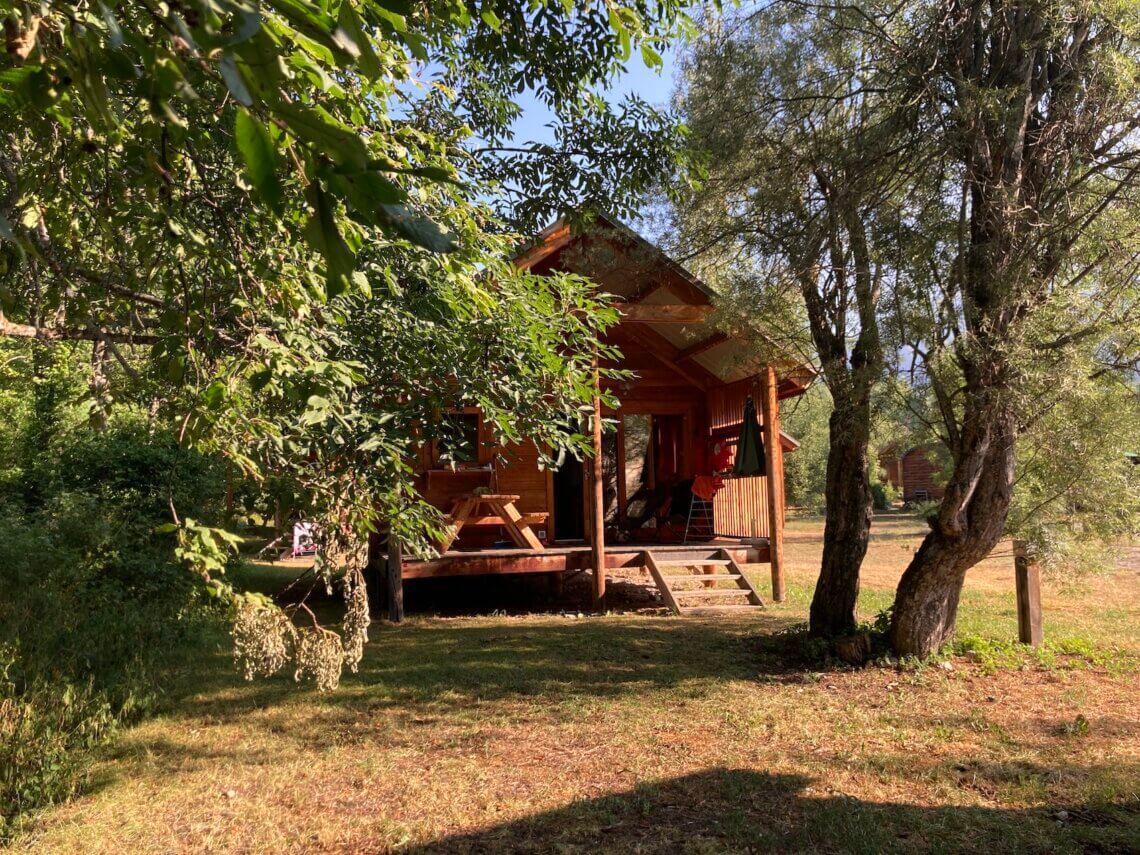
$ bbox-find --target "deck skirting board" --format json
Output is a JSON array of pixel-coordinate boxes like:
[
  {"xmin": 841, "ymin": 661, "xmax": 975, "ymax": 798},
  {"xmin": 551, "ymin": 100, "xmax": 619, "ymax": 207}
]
[{"xmin": 401, "ymin": 542, "xmax": 769, "ymax": 579}]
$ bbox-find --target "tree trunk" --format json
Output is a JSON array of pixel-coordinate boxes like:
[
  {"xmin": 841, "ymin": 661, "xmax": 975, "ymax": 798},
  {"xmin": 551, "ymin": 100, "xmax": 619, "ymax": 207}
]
[
  {"xmin": 809, "ymin": 404, "xmax": 874, "ymax": 636},
  {"xmin": 800, "ymin": 195, "xmax": 882, "ymax": 639},
  {"xmin": 890, "ymin": 406, "xmax": 1016, "ymax": 656}
]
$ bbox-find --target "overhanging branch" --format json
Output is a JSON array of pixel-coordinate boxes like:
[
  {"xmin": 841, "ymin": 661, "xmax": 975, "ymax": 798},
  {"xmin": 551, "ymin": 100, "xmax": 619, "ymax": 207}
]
[{"xmin": 0, "ymin": 310, "xmax": 159, "ymax": 345}]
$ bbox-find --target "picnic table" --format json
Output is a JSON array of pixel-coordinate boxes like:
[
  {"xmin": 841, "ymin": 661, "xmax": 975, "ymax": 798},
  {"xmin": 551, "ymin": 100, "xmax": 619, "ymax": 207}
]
[{"xmin": 438, "ymin": 493, "xmax": 547, "ymax": 552}]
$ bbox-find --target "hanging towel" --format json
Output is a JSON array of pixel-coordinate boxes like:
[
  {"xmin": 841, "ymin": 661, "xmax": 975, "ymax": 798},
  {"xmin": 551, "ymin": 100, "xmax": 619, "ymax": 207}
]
[
  {"xmin": 691, "ymin": 474, "xmax": 724, "ymax": 501},
  {"xmin": 732, "ymin": 396, "xmax": 767, "ymax": 476}
]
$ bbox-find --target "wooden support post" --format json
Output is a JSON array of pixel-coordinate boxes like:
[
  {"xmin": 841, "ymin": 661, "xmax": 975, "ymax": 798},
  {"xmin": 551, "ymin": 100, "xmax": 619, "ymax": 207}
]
[
  {"xmin": 365, "ymin": 530, "xmax": 385, "ymax": 613},
  {"xmin": 1013, "ymin": 540, "xmax": 1043, "ymax": 647},
  {"xmin": 589, "ymin": 360, "xmax": 606, "ymax": 611},
  {"xmin": 386, "ymin": 533, "xmax": 404, "ymax": 623},
  {"xmin": 759, "ymin": 366, "xmax": 786, "ymax": 602},
  {"xmin": 615, "ymin": 415, "xmax": 627, "ymax": 526}
]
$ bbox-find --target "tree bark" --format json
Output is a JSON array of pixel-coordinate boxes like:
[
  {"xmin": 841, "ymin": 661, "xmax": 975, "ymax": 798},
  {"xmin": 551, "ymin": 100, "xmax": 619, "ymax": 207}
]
[
  {"xmin": 809, "ymin": 399, "xmax": 874, "ymax": 636},
  {"xmin": 801, "ymin": 197, "xmax": 881, "ymax": 638},
  {"xmin": 890, "ymin": 404, "xmax": 1016, "ymax": 656},
  {"xmin": 89, "ymin": 338, "xmax": 109, "ymax": 432}
]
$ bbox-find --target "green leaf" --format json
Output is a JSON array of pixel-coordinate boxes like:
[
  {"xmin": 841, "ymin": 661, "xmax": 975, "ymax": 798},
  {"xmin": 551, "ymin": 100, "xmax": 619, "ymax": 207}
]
[
  {"xmin": 405, "ymin": 164, "xmax": 460, "ymax": 185},
  {"xmin": 640, "ymin": 42, "xmax": 663, "ymax": 70},
  {"xmin": 371, "ymin": 4, "xmax": 407, "ymax": 34},
  {"xmin": 249, "ymin": 367, "xmax": 274, "ymax": 392},
  {"xmin": 336, "ymin": 2, "xmax": 382, "ymax": 79},
  {"xmin": 0, "ymin": 65, "xmax": 56, "ymax": 111},
  {"xmin": 233, "ymin": 30, "xmax": 289, "ymax": 96},
  {"xmin": 235, "ymin": 109, "xmax": 282, "ymax": 208},
  {"xmin": 304, "ymin": 182, "xmax": 356, "ymax": 297},
  {"xmin": 324, "ymin": 166, "xmax": 407, "ymax": 225},
  {"xmin": 268, "ymin": 0, "xmax": 338, "ymax": 32},
  {"xmin": 98, "ymin": 2, "xmax": 124, "ymax": 49},
  {"xmin": 377, "ymin": 203, "xmax": 456, "ymax": 253},
  {"xmin": 202, "ymin": 381, "xmax": 227, "ymax": 409},
  {"xmin": 480, "ymin": 8, "xmax": 502, "ymax": 31},
  {"xmin": 219, "ymin": 54, "xmax": 253, "ymax": 106},
  {"xmin": 273, "ymin": 101, "xmax": 369, "ymax": 170},
  {"xmin": 266, "ymin": 0, "xmax": 349, "ymax": 59},
  {"xmin": 224, "ymin": 7, "xmax": 263, "ymax": 47},
  {"xmin": 372, "ymin": 0, "xmax": 412, "ymax": 14}
]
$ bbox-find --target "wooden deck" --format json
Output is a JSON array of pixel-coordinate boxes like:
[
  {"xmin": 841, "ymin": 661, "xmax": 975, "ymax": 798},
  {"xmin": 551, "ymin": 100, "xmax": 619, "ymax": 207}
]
[{"xmin": 401, "ymin": 539, "xmax": 770, "ymax": 579}]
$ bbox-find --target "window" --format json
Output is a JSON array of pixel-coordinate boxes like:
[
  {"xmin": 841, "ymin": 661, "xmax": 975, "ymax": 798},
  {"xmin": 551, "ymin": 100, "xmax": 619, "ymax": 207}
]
[{"xmin": 434, "ymin": 412, "xmax": 481, "ymax": 467}]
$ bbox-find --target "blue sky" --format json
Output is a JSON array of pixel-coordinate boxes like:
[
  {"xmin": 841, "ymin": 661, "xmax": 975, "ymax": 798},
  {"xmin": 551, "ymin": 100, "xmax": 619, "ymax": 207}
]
[{"xmin": 508, "ymin": 47, "xmax": 680, "ymax": 146}]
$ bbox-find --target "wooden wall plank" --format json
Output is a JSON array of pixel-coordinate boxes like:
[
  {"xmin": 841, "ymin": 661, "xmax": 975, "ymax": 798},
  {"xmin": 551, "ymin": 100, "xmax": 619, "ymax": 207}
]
[{"xmin": 713, "ymin": 476, "xmax": 770, "ymax": 538}]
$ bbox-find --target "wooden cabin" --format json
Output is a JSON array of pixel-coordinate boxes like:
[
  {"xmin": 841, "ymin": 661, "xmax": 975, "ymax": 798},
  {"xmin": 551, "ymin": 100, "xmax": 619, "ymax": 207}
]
[
  {"xmin": 375, "ymin": 215, "xmax": 811, "ymax": 619},
  {"xmin": 880, "ymin": 444, "xmax": 948, "ymax": 504}
]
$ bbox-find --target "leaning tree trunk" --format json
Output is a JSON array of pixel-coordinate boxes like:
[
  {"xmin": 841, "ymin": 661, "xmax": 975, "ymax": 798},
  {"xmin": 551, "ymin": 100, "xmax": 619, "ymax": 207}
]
[
  {"xmin": 809, "ymin": 398, "xmax": 874, "ymax": 637},
  {"xmin": 890, "ymin": 406, "xmax": 1016, "ymax": 656}
]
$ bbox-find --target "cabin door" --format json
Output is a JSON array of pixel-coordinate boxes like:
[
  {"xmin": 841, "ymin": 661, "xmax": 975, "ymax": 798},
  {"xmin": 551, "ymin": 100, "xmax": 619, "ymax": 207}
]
[{"xmin": 551, "ymin": 454, "xmax": 585, "ymax": 541}]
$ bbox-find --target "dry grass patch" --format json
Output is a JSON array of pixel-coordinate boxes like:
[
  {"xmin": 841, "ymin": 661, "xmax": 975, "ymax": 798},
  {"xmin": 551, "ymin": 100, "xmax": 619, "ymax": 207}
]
[{"xmin": 10, "ymin": 515, "xmax": 1140, "ymax": 853}]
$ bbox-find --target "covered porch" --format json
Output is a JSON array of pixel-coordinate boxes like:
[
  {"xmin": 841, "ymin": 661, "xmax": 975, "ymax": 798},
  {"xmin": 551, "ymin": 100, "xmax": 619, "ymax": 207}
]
[{"xmin": 369, "ymin": 214, "xmax": 811, "ymax": 621}]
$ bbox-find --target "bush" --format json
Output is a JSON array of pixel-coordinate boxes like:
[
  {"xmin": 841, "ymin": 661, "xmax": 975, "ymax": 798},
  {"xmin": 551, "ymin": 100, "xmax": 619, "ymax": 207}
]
[
  {"xmin": 0, "ymin": 648, "xmax": 125, "ymax": 842},
  {"xmin": 909, "ymin": 498, "xmax": 941, "ymax": 520},
  {"xmin": 0, "ymin": 424, "xmax": 225, "ymax": 836},
  {"xmin": 871, "ymin": 480, "xmax": 899, "ymax": 511}
]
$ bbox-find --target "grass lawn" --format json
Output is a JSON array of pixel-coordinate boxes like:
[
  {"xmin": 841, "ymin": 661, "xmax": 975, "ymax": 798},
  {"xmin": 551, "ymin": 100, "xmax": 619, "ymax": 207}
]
[{"xmin": 11, "ymin": 515, "xmax": 1140, "ymax": 853}]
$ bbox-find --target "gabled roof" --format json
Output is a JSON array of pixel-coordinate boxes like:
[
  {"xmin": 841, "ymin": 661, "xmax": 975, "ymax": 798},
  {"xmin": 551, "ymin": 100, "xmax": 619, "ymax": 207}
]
[{"xmin": 514, "ymin": 213, "xmax": 813, "ymax": 395}]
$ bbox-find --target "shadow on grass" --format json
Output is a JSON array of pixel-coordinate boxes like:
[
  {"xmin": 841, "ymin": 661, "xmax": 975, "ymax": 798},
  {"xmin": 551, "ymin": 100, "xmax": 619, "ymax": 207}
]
[
  {"xmin": 163, "ymin": 607, "xmax": 809, "ymax": 729},
  {"xmin": 403, "ymin": 767, "xmax": 1140, "ymax": 854},
  {"xmin": 234, "ymin": 559, "xmax": 672, "ymax": 618},
  {"xmin": 212, "ymin": 561, "xmax": 830, "ymax": 727}
]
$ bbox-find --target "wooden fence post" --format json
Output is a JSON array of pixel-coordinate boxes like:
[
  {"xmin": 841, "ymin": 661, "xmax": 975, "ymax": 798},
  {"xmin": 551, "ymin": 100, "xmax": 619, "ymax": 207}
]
[
  {"xmin": 386, "ymin": 533, "xmax": 404, "ymax": 623},
  {"xmin": 1013, "ymin": 540, "xmax": 1042, "ymax": 647}
]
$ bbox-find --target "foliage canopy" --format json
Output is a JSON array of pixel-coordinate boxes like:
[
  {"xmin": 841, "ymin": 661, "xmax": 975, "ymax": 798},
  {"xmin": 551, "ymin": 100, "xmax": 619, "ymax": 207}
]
[{"xmin": 1, "ymin": 0, "xmax": 697, "ymax": 684}]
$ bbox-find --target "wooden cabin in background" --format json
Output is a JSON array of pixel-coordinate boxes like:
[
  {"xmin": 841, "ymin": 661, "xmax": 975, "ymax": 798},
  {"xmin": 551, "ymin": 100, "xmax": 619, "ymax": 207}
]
[
  {"xmin": 374, "ymin": 215, "xmax": 812, "ymax": 620},
  {"xmin": 880, "ymin": 444, "xmax": 948, "ymax": 504}
]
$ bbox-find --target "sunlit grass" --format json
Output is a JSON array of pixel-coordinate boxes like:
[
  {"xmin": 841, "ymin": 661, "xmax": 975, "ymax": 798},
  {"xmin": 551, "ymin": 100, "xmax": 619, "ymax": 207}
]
[{"xmin": 11, "ymin": 515, "xmax": 1140, "ymax": 853}]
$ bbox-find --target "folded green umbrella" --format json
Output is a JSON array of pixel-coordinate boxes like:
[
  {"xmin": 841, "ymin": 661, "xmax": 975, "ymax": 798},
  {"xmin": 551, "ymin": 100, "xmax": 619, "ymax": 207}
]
[{"xmin": 733, "ymin": 396, "xmax": 766, "ymax": 476}]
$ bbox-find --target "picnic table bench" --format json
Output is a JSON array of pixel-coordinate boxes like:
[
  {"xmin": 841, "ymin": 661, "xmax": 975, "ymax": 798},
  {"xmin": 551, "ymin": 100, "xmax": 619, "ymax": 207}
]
[{"xmin": 438, "ymin": 493, "xmax": 547, "ymax": 552}]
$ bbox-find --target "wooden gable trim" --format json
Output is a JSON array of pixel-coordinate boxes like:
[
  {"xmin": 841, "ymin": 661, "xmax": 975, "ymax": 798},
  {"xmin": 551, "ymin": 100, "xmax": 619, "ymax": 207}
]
[
  {"xmin": 677, "ymin": 331, "xmax": 729, "ymax": 361},
  {"xmin": 512, "ymin": 221, "xmax": 573, "ymax": 270},
  {"xmin": 619, "ymin": 303, "xmax": 712, "ymax": 324},
  {"xmin": 592, "ymin": 214, "xmax": 716, "ymax": 303},
  {"xmin": 625, "ymin": 279, "xmax": 669, "ymax": 304},
  {"xmin": 614, "ymin": 324, "xmax": 723, "ymax": 390},
  {"xmin": 512, "ymin": 214, "xmax": 815, "ymax": 393}
]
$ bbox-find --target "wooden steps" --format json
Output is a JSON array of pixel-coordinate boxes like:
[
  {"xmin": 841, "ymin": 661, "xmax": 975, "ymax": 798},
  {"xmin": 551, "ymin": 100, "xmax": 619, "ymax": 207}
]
[
  {"xmin": 643, "ymin": 548, "xmax": 765, "ymax": 616},
  {"xmin": 656, "ymin": 556, "xmax": 732, "ymax": 566},
  {"xmin": 661, "ymin": 572, "xmax": 741, "ymax": 582}
]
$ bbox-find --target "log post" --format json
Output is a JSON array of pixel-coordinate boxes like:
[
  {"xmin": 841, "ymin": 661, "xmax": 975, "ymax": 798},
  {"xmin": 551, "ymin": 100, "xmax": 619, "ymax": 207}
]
[
  {"xmin": 589, "ymin": 359, "xmax": 606, "ymax": 611},
  {"xmin": 1013, "ymin": 540, "xmax": 1042, "ymax": 647},
  {"xmin": 365, "ymin": 530, "xmax": 385, "ymax": 612},
  {"xmin": 759, "ymin": 367, "xmax": 786, "ymax": 602},
  {"xmin": 615, "ymin": 415, "xmax": 627, "ymax": 527},
  {"xmin": 386, "ymin": 533, "xmax": 404, "ymax": 622}
]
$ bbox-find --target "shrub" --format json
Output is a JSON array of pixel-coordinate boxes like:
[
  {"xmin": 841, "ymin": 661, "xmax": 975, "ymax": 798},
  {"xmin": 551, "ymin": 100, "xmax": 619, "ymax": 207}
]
[
  {"xmin": 0, "ymin": 647, "xmax": 124, "ymax": 842},
  {"xmin": 0, "ymin": 424, "xmax": 224, "ymax": 835},
  {"xmin": 871, "ymin": 480, "xmax": 899, "ymax": 511}
]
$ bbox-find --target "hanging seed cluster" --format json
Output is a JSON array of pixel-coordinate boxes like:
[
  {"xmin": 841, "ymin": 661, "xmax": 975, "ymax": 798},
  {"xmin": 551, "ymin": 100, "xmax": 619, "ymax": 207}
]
[
  {"xmin": 294, "ymin": 627, "xmax": 344, "ymax": 692},
  {"xmin": 341, "ymin": 568, "xmax": 371, "ymax": 674},
  {"xmin": 231, "ymin": 539, "xmax": 373, "ymax": 691},
  {"xmin": 232, "ymin": 603, "xmax": 295, "ymax": 681}
]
